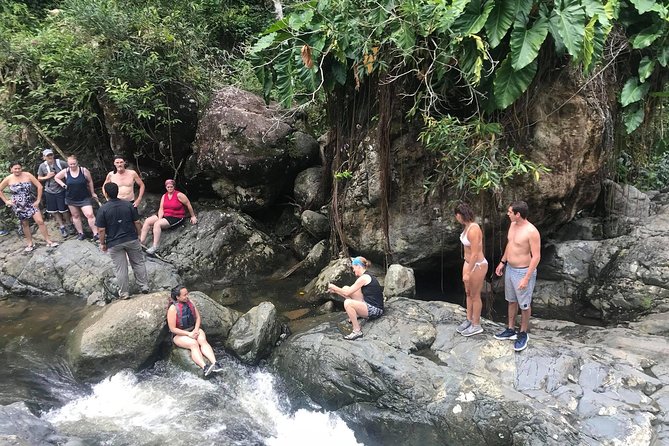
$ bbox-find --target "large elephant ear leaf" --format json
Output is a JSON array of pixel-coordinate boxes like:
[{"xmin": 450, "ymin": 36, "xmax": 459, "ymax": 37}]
[
  {"xmin": 485, "ymin": 0, "xmax": 517, "ymax": 48},
  {"xmin": 494, "ymin": 56, "xmax": 537, "ymax": 109},
  {"xmin": 510, "ymin": 15, "xmax": 549, "ymax": 70},
  {"xmin": 553, "ymin": 0, "xmax": 586, "ymax": 58}
]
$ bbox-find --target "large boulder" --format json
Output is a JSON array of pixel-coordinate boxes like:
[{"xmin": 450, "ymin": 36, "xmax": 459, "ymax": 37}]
[
  {"xmin": 0, "ymin": 402, "xmax": 78, "ymax": 446},
  {"xmin": 383, "ymin": 264, "xmax": 415, "ymax": 298},
  {"xmin": 67, "ymin": 291, "xmax": 239, "ymax": 381},
  {"xmin": 226, "ymin": 301, "xmax": 281, "ymax": 364},
  {"xmin": 0, "ymin": 238, "xmax": 180, "ymax": 300},
  {"xmin": 152, "ymin": 208, "xmax": 295, "ymax": 285},
  {"xmin": 271, "ymin": 298, "xmax": 668, "ymax": 446},
  {"xmin": 190, "ymin": 86, "xmax": 319, "ymax": 213},
  {"xmin": 293, "ymin": 167, "xmax": 326, "ymax": 210}
]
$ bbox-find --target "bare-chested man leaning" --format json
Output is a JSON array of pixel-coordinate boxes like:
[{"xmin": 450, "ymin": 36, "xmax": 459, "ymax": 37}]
[
  {"xmin": 102, "ymin": 155, "xmax": 145, "ymax": 208},
  {"xmin": 493, "ymin": 200, "xmax": 541, "ymax": 352}
]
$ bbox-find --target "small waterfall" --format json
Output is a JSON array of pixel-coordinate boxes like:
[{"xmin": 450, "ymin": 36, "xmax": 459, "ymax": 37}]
[{"xmin": 43, "ymin": 356, "xmax": 362, "ymax": 446}]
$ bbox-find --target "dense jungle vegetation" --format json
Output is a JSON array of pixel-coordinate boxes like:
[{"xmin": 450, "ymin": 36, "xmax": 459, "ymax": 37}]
[{"xmin": 1, "ymin": 0, "xmax": 669, "ymax": 194}]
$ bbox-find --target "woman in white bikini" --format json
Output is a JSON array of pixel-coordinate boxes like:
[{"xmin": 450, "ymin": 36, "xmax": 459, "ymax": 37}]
[{"xmin": 454, "ymin": 203, "xmax": 487, "ymax": 336}]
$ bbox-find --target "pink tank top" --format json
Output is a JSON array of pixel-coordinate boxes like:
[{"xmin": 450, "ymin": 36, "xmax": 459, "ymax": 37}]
[{"xmin": 163, "ymin": 190, "xmax": 186, "ymax": 218}]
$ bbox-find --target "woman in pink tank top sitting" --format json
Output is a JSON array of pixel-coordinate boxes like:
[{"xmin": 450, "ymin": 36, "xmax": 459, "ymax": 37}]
[{"xmin": 140, "ymin": 179, "xmax": 197, "ymax": 255}]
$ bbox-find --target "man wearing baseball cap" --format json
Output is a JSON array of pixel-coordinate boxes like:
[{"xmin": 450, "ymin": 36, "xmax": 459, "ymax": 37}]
[{"xmin": 37, "ymin": 148, "xmax": 74, "ymax": 237}]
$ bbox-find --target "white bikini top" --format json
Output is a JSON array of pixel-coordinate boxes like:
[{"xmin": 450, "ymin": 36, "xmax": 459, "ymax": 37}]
[{"xmin": 460, "ymin": 225, "xmax": 472, "ymax": 247}]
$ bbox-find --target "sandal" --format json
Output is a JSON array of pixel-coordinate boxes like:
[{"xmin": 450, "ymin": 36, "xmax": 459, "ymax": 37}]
[
  {"xmin": 343, "ymin": 330, "xmax": 363, "ymax": 341},
  {"xmin": 24, "ymin": 245, "xmax": 35, "ymax": 252},
  {"xmin": 46, "ymin": 241, "xmax": 59, "ymax": 248}
]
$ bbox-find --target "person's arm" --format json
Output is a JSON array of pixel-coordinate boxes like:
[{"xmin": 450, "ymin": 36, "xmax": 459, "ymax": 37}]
[
  {"xmin": 467, "ymin": 224, "xmax": 484, "ymax": 275},
  {"xmin": 54, "ymin": 170, "xmax": 67, "ymax": 188},
  {"xmin": 518, "ymin": 229, "xmax": 541, "ymax": 289},
  {"xmin": 37, "ymin": 165, "xmax": 53, "ymax": 182},
  {"xmin": 178, "ymin": 192, "xmax": 197, "ymax": 224},
  {"xmin": 83, "ymin": 168, "xmax": 98, "ymax": 202},
  {"xmin": 98, "ymin": 227, "xmax": 107, "ymax": 252},
  {"xmin": 157, "ymin": 195, "xmax": 165, "ymax": 219},
  {"xmin": 167, "ymin": 305, "xmax": 195, "ymax": 337},
  {"xmin": 192, "ymin": 303, "xmax": 202, "ymax": 337},
  {"xmin": 28, "ymin": 173, "xmax": 43, "ymax": 208},
  {"xmin": 0, "ymin": 177, "xmax": 11, "ymax": 206},
  {"xmin": 102, "ymin": 172, "xmax": 111, "ymax": 200},
  {"xmin": 328, "ymin": 274, "xmax": 369, "ymax": 298},
  {"xmin": 132, "ymin": 171, "xmax": 145, "ymax": 208}
]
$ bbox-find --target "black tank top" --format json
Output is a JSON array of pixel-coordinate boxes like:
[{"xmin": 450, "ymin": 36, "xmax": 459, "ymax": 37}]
[
  {"xmin": 362, "ymin": 273, "xmax": 383, "ymax": 310},
  {"xmin": 66, "ymin": 168, "xmax": 89, "ymax": 202}
]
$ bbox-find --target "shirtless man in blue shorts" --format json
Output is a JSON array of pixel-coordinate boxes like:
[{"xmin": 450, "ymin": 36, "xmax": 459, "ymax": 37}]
[{"xmin": 493, "ymin": 201, "xmax": 541, "ymax": 352}]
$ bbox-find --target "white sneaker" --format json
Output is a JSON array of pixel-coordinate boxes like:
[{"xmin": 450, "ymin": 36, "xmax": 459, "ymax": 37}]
[
  {"xmin": 461, "ymin": 324, "xmax": 483, "ymax": 337},
  {"xmin": 456, "ymin": 319, "xmax": 471, "ymax": 333}
]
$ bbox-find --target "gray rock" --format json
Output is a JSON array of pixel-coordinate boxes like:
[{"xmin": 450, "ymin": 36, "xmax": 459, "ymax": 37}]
[
  {"xmin": 290, "ymin": 231, "xmax": 318, "ymax": 259},
  {"xmin": 301, "ymin": 258, "xmax": 355, "ymax": 303},
  {"xmin": 553, "ymin": 216, "xmax": 604, "ymax": 241},
  {"xmin": 190, "ymin": 87, "xmax": 318, "ymax": 212},
  {"xmin": 0, "ymin": 402, "xmax": 57, "ymax": 446},
  {"xmin": 629, "ymin": 312, "xmax": 669, "ymax": 336},
  {"xmin": 291, "ymin": 239, "xmax": 330, "ymax": 278},
  {"xmin": 0, "ymin": 238, "xmax": 180, "ymax": 300},
  {"xmin": 86, "ymin": 290, "xmax": 107, "ymax": 307},
  {"xmin": 271, "ymin": 298, "xmax": 668, "ymax": 446},
  {"xmin": 67, "ymin": 291, "xmax": 238, "ymax": 381},
  {"xmin": 300, "ymin": 209, "xmax": 330, "ymax": 239},
  {"xmin": 154, "ymin": 208, "xmax": 295, "ymax": 285},
  {"xmin": 383, "ymin": 264, "xmax": 415, "ymax": 298},
  {"xmin": 226, "ymin": 301, "xmax": 281, "ymax": 364},
  {"xmin": 294, "ymin": 167, "xmax": 325, "ymax": 210}
]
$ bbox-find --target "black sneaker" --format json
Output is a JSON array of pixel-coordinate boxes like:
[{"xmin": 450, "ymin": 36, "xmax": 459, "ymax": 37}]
[
  {"xmin": 210, "ymin": 362, "xmax": 224, "ymax": 373},
  {"xmin": 93, "ymin": 233, "xmax": 100, "ymax": 242},
  {"xmin": 494, "ymin": 327, "xmax": 517, "ymax": 340},
  {"xmin": 203, "ymin": 363, "xmax": 215, "ymax": 377},
  {"xmin": 59, "ymin": 226, "xmax": 68, "ymax": 238},
  {"xmin": 76, "ymin": 233, "xmax": 86, "ymax": 241}
]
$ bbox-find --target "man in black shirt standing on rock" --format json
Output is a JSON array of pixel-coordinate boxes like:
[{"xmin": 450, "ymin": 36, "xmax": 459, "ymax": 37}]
[{"xmin": 96, "ymin": 182, "xmax": 149, "ymax": 299}]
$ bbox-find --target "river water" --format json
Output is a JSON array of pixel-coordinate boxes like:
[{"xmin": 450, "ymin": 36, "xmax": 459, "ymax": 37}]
[{"xmin": 1, "ymin": 296, "xmax": 362, "ymax": 445}]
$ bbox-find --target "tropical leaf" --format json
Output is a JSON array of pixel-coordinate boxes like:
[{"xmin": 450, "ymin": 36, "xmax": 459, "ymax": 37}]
[
  {"xmin": 485, "ymin": 0, "xmax": 516, "ymax": 48},
  {"xmin": 249, "ymin": 32, "xmax": 277, "ymax": 55},
  {"xmin": 629, "ymin": 0, "xmax": 666, "ymax": 15},
  {"xmin": 623, "ymin": 104, "xmax": 644, "ymax": 134},
  {"xmin": 658, "ymin": 47, "xmax": 669, "ymax": 67},
  {"xmin": 553, "ymin": 0, "xmax": 586, "ymax": 58},
  {"xmin": 638, "ymin": 57, "xmax": 655, "ymax": 82},
  {"xmin": 582, "ymin": 0, "xmax": 609, "ymax": 25},
  {"xmin": 391, "ymin": 23, "xmax": 416, "ymax": 56},
  {"xmin": 453, "ymin": 0, "xmax": 495, "ymax": 35},
  {"xmin": 582, "ymin": 16, "xmax": 596, "ymax": 73},
  {"xmin": 620, "ymin": 77, "xmax": 650, "ymax": 106},
  {"xmin": 494, "ymin": 56, "xmax": 537, "ymax": 109},
  {"xmin": 510, "ymin": 15, "xmax": 549, "ymax": 70},
  {"xmin": 632, "ymin": 24, "xmax": 664, "ymax": 49},
  {"xmin": 275, "ymin": 51, "xmax": 295, "ymax": 107},
  {"xmin": 545, "ymin": 7, "xmax": 566, "ymax": 54}
]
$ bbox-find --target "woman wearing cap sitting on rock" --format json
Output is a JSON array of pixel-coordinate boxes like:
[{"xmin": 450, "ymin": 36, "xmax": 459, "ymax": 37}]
[
  {"xmin": 327, "ymin": 256, "xmax": 384, "ymax": 340},
  {"xmin": 140, "ymin": 179, "xmax": 197, "ymax": 256}
]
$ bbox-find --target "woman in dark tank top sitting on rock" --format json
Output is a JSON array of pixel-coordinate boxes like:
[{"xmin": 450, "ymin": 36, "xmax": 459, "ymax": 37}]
[{"xmin": 327, "ymin": 256, "xmax": 384, "ymax": 341}]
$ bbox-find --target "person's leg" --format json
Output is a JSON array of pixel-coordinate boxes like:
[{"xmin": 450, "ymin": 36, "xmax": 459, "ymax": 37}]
[
  {"xmin": 125, "ymin": 240, "xmax": 149, "ymax": 292},
  {"xmin": 196, "ymin": 330, "xmax": 217, "ymax": 365},
  {"xmin": 80, "ymin": 205, "xmax": 97, "ymax": 236},
  {"xmin": 150, "ymin": 218, "xmax": 171, "ymax": 248},
  {"xmin": 32, "ymin": 210, "xmax": 53, "ymax": 244},
  {"xmin": 468, "ymin": 262, "xmax": 487, "ymax": 325},
  {"xmin": 20, "ymin": 219, "xmax": 33, "ymax": 246},
  {"xmin": 520, "ymin": 307, "xmax": 531, "ymax": 332},
  {"xmin": 507, "ymin": 302, "xmax": 518, "ymax": 329},
  {"xmin": 342, "ymin": 285, "xmax": 364, "ymax": 301},
  {"xmin": 344, "ymin": 299, "xmax": 369, "ymax": 332},
  {"xmin": 68, "ymin": 205, "xmax": 84, "ymax": 234},
  {"xmin": 109, "ymin": 244, "xmax": 130, "ymax": 297},
  {"xmin": 462, "ymin": 261, "xmax": 472, "ymax": 321},
  {"xmin": 173, "ymin": 335, "xmax": 207, "ymax": 368},
  {"xmin": 140, "ymin": 215, "xmax": 159, "ymax": 245}
]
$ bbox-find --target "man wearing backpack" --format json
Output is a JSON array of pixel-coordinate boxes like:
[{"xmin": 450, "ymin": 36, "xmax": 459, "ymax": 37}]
[{"xmin": 37, "ymin": 148, "xmax": 74, "ymax": 237}]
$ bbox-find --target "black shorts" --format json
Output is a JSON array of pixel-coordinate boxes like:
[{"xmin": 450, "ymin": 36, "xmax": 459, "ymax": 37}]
[
  {"xmin": 165, "ymin": 216, "xmax": 185, "ymax": 228},
  {"xmin": 45, "ymin": 190, "xmax": 68, "ymax": 213}
]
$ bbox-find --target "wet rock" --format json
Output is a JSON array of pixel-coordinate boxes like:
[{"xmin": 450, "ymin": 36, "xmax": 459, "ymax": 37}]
[
  {"xmin": 290, "ymin": 239, "xmax": 330, "ymax": 278},
  {"xmin": 67, "ymin": 291, "xmax": 238, "ymax": 381},
  {"xmin": 300, "ymin": 209, "xmax": 330, "ymax": 239},
  {"xmin": 86, "ymin": 290, "xmax": 107, "ymax": 307},
  {"xmin": 272, "ymin": 298, "xmax": 669, "ymax": 446},
  {"xmin": 301, "ymin": 258, "xmax": 355, "ymax": 303},
  {"xmin": 294, "ymin": 167, "xmax": 325, "ymax": 210},
  {"xmin": 226, "ymin": 301, "xmax": 281, "ymax": 365},
  {"xmin": 601, "ymin": 180, "xmax": 650, "ymax": 238},
  {"xmin": 0, "ymin": 401, "xmax": 81, "ymax": 446},
  {"xmin": 290, "ymin": 231, "xmax": 318, "ymax": 259}
]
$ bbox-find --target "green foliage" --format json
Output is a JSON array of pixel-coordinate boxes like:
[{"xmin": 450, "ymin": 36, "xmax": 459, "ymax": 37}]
[
  {"xmin": 419, "ymin": 116, "xmax": 550, "ymax": 194},
  {"xmin": 0, "ymin": 0, "xmax": 267, "ymax": 164}
]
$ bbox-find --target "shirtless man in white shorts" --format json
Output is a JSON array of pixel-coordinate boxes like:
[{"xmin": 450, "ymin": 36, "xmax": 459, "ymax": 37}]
[
  {"xmin": 494, "ymin": 200, "xmax": 541, "ymax": 352},
  {"xmin": 102, "ymin": 155, "xmax": 145, "ymax": 208}
]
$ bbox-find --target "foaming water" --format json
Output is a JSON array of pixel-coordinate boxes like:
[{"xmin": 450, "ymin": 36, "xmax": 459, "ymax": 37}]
[{"xmin": 44, "ymin": 357, "xmax": 361, "ymax": 446}]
